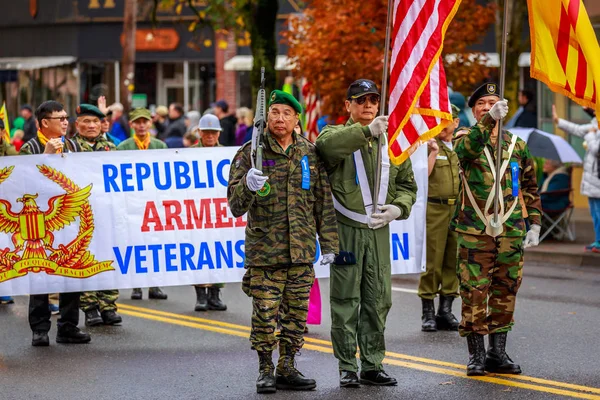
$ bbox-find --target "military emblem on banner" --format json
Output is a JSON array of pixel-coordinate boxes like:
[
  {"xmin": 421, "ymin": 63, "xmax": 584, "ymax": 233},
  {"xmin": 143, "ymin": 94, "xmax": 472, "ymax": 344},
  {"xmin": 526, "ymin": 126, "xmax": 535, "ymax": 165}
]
[{"xmin": 0, "ymin": 165, "xmax": 114, "ymax": 283}]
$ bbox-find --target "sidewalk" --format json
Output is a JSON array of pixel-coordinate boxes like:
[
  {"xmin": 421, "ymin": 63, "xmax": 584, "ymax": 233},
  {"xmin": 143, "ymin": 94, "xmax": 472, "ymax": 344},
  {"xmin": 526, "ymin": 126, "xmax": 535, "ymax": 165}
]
[{"xmin": 525, "ymin": 207, "xmax": 600, "ymax": 267}]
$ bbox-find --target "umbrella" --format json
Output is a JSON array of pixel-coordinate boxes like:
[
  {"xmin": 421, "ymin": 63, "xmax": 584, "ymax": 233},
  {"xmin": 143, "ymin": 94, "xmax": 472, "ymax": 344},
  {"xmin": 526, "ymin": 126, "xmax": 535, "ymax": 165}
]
[{"xmin": 509, "ymin": 128, "xmax": 583, "ymax": 164}]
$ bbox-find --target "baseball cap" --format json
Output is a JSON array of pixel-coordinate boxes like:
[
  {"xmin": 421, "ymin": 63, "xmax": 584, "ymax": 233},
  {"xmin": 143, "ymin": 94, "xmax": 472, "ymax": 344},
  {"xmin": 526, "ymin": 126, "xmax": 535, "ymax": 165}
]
[{"xmin": 346, "ymin": 79, "xmax": 380, "ymax": 100}]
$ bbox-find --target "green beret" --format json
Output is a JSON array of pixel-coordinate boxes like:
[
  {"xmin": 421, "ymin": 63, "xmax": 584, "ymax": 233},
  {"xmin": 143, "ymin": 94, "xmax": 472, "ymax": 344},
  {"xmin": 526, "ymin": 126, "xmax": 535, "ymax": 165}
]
[
  {"xmin": 451, "ymin": 104, "xmax": 460, "ymax": 119},
  {"xmin": 268, "ymin": 90, "xmax": 302, "ymax": 114},
  {"xmin": 76, "ymin": 104, "xmax": 105, "ymax": 119},
  {"xmin": 130, "ymin": 108, "xmax": 152, "ymax": 122}
]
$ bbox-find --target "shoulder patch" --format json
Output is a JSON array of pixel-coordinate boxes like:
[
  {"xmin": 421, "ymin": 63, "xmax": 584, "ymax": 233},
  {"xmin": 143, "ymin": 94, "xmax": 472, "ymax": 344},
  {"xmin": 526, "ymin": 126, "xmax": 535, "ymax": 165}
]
[{"xmin": 297, "ymin": 134, "xmax": 316, "ymax": 148}]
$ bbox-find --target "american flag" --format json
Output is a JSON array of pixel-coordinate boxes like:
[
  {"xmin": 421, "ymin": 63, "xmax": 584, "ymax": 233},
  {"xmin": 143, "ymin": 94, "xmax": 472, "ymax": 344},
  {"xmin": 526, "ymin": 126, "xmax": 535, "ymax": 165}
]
[
  {"xmin": 388, "ymin": 0, "xmax": 461, "ymax": 165},
  {"xmin": 301, "ymin": 80, "xmax": 320, "ymax": 143}
]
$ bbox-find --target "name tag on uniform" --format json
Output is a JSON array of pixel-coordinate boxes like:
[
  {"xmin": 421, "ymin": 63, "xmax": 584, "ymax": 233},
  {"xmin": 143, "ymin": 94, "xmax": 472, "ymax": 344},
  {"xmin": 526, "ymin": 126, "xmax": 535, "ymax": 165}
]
[
  {"xmin": 436, "ymin": 155, "xmax": 448, "ymax": 160},
  {"xmin": 301, "ymin": 155, "xmax": 310, "ymax": 190}
]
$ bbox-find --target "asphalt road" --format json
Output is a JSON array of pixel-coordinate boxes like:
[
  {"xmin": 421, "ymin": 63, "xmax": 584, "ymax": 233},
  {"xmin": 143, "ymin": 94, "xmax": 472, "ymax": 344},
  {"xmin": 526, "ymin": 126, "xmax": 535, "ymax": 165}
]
[{"xmin": 1, "ymin": 261, "xmax": 599, "ymax": 400}]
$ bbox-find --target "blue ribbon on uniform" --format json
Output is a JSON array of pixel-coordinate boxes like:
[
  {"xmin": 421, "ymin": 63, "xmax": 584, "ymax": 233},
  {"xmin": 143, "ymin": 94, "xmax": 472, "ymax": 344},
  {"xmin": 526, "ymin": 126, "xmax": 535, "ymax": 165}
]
[
  {"xmin": 510, "ymin": 161, "xmax": 519, "ymax": 197},
  {"xmin": 301, "ymin": 155, "xmax": 310, "ymax": 190}
]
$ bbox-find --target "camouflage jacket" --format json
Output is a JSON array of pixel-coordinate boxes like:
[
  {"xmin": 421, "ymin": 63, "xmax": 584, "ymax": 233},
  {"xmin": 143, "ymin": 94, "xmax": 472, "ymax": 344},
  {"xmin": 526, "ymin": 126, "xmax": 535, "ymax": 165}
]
[
  {"xmin": 20, "ymin": 136, "xmax": 81, "ymax": 155},
  {"xmin": 451, "ymin": 113, "xmax": 542, "ymax": 237},
  {"xmin": 316, "ymin": 119, "xmax": 418, "ymax": 229},
  {"xmin": 228, "ymin": 131, "xmax": 339, "ymax": 267},
  {"xmin": 74, "ymin": 134, "xmax": 117, "ymax": 152},
  {"xmin": 0, "ymin": 139, "xmax": 18, "ymax": 156}
]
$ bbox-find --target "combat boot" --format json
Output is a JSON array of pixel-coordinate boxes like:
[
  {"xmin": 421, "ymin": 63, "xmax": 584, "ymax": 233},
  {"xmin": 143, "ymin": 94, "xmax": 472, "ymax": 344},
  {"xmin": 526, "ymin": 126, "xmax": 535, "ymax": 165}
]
[
  {"xmin": 194, "ymin": 286, "xmax": 208, "ymax": 311},
  {"xmin": 421, "ymin": 298, "xmax": 437, "ymax": 332},
  {"xmin": 32, "ymin": 331, "xmax": 49, "ymax": 347},
  {"xmin": 256, "ymin": 351, "xmax": 276, "ymax": 394},
  {"xmin": 466, "ymin": 333, "xmax": 486, "ymax": 376},
  {"xmin": 207, "ymin": 287, "xmax": 227, "ymax": 311},
  {"xmin": 485, "ymin": 333, "xmax": 522, "ymax": 374},
  {"xmin": 148, "ymin": 287, "xmax": 168, "ymax": 300},
  {"xmin": 101, "ymin": 310, "xmax": 123, "ymax": 325},
  {"xmin": 56, "ymin": 325, "xmax": 91, "ymax": 344},
  {"xmin": 435, "ymin": 295, "xmax": 459, "ymax": 331},
  {"xmin": 276, "ymin": 348, "xmax": 316, "ymax": 390},
  {"xmin": 84, "ymin": 308, "xmax": 103, "ymax": 327},
  {"xmin": 131, "ymin": 288, "xmax": 142, "ymax": 300}
]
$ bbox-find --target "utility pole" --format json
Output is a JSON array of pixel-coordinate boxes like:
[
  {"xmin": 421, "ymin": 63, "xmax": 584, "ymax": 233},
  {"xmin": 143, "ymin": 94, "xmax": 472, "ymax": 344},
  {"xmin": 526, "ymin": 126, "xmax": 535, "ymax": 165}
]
[{"xmin": 121, "ymin": 0, "xmax": 137, "ymax": 112}]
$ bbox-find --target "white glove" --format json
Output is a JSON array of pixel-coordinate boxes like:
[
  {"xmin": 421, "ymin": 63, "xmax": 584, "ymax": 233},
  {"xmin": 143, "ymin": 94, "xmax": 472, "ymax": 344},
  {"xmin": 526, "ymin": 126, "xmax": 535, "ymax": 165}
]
[
  {"xmin": 320, "ymin": 253, "xmax": 335, "ymax": 265},
  {"xmin": 368, "ymin": 116, "xmax": 388, "ymax": 138},
  {"xmin": 245, "ymin": 168, "xmax": 268, "ymax": 192},
  {"xmin": 488, "ymin": 99, "xmax": 509, "ymax": 121},
  {"xmin": 523, "ymin": 224, "xmax": 541, "ymax": 248},
  {"xmin": 369, "ymin": 204, "xmax": 402, "ymax": 230}
]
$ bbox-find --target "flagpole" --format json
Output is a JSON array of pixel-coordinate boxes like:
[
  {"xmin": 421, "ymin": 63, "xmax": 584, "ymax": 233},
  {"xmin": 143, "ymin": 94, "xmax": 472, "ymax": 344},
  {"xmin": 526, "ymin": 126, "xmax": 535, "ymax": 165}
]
[
  {"xmin": 373, "ymin": 0, "xmax": 394, "ymax": 213},
  {"xmin": 492, "ymin": 0, "xmax": 510, "ymax": 231}
]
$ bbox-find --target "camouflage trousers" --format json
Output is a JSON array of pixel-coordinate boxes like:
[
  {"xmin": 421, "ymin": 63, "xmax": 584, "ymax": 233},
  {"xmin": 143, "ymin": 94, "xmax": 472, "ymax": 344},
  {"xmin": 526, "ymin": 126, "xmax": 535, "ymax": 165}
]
[
  {"xmin": 242, "ymin": 264, "xmax": 314, "ymax": 353},
  {"xmin": 457, "ymin": 233, "xmax": 524, "ymax": 337},
  {"xmin": 80, "ymin": 290, "xmax": 119, "ymax": 312}
]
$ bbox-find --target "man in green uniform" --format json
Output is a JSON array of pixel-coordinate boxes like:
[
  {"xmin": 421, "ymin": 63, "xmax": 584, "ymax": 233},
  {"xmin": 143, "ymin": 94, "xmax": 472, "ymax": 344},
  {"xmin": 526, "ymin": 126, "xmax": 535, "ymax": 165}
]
[
  {"xmin": 452, "ymin": 83, "xmax": 542, "ymax": 376},
  {"xmin": 316, "ymin": 79, "xmax": 417, "ymax": 387},
  {"xmin": 73, "ymin": 104, "xmax": 123, "ymax": 327},
  {"xmin": 117, "ymin": 108, "xmax": 169, "ymax": 300},
  {"xmin": 191, "ymin": 114, "xmax": 227, "ymax": 312},
  {"xmin": 418, "ymin": 105, "xmax": 461, "ymax": 332},
  {"xmin": 228, "ymin": 90, "xmax": 339, "ymax": 393}
]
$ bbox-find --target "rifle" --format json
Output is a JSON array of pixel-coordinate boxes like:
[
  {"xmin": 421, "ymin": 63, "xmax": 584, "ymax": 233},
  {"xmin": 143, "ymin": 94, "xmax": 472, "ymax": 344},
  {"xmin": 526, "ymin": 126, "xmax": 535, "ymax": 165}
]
[{"xmin": 251, "ymin": 67, "xmax": 267, "ymax": 171}]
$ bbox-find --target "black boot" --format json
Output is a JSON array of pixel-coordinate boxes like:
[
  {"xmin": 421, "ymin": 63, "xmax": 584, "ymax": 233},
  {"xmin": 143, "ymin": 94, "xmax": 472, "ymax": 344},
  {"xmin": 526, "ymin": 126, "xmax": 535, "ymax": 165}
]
[
  {"xmin": 56, "ymin": 325, "xmax": 91, "ymax": 344},
  {"xmin": 32, "ymin": 331, "xmax": 50, "ymax": 347},
  {"xmin": 84, "ymin": 308, "xmax": 103, "ymax": 327},
  {"xmin": 194, "ymin": 287, "xmax": 208, "ymax": 312},
  {"xmin": 148, "ymin": 287, "xmax": 168, "ymax": 300},
  {"xmin": 421, "ymin": 298, "xmax": 437, "ymax": 332},
  {"xmin": 276, "ymin": 349, "xmax": 317, "ymax": 390},
  {"xmin": 256, "ymin": 351, "xmax": 276, "ymax": 394},
  {"xmin": 359, "ymin": 370, "xmax": 397, "ymax": 386},
  {"xmin": 436, "ymin": 295, "xmax": 459, "ymax": 331},
  {"xmin": 485, "ymin": 333, "xmax": 522, "ymax": 374},
  {"xmin": 131, "ymin": 288, "xmax": 142, "ymax": 300},
  {"xmin": 466, "ymin": 334, "xmax": 486, "ymax": 376},
  {"xmin": 339, "ymin": 370, "xmax": 360, "ymax": 388},
  {"xmin": 101, "ymin": 310, "xmax": 123, "ymax": 325},
  {"xmin": 207, "ymin": 287, "xmax": 227, "ymax": 311}
]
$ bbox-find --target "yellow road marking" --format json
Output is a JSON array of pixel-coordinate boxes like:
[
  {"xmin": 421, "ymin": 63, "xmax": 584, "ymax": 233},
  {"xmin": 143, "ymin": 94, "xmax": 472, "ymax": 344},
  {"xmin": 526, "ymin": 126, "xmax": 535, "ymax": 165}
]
[{"xmin": 118, "ymin": 304, "xmax": 600, "ymax": 399}]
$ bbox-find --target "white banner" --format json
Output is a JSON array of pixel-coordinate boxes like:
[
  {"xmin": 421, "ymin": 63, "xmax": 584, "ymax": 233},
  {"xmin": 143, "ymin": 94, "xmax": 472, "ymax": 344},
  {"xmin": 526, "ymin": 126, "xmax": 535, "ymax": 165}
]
[{"xmin": 0, "ymin": 145, "xmax": 426, "ymax": 296}]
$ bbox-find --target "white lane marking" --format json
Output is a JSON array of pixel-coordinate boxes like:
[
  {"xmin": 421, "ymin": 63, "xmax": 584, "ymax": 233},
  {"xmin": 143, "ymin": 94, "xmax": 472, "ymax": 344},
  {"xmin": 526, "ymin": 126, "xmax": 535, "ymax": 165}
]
[{"xmin": 392, "ymin": 286, "xmax": 418, "ymax": 294}]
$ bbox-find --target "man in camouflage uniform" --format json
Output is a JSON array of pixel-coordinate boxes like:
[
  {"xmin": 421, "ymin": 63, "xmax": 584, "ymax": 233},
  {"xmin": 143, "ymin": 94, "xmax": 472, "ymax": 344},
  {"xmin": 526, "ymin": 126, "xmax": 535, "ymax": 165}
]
[
  {"xmin": 20, "ymin": 100, "xmax": 91, "ymax": 347},
  {"xmin": 117, "ymin": 108, "xmax": 169, "ymax": 301},
  {"xmin": 316, "ymin": 79, "xmax": 417, "ymax": 387},
  {"xmin": 452, "ymin": 83, "xmax": 542, "ymax": 376},
  {"xmin": 228, "ymin": 90, "xmax": 339, "ymax": 393},
  {"xmin": 191, "ymin": 114, "xmax": 227, "ymax": 312},
  {"xmin": 73, "ymin": 104, "xmax": 123, "ymax": 327},
  {"xmin": 419, "ymin": 105, "xmax": 461, "ymax": 332}
]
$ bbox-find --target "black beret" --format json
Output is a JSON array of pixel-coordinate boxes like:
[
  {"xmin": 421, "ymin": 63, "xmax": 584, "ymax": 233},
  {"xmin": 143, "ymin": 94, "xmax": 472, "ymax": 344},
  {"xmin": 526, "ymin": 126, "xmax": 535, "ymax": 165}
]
[{"xmin": 468, "ymin": 83, "xmax": 500, "ymax": 108}]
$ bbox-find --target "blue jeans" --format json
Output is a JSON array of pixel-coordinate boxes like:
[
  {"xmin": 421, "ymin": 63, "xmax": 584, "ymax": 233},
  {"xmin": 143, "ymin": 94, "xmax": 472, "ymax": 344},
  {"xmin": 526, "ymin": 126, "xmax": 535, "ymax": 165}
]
[{"xmin": 589, "ymin": 198, "xmax": 600, "ymax": 242}]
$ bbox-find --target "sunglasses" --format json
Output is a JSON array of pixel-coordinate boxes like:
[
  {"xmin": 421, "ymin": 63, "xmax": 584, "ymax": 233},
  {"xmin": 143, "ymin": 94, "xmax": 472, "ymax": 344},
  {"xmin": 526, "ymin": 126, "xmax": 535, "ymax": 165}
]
[
  {"xmin": 45, "ymin": 116, "xmax": 69, "ymax": 122},
  {"xmin": 353, "ymin": 95, "xmax": 380, "ymax": 105}
]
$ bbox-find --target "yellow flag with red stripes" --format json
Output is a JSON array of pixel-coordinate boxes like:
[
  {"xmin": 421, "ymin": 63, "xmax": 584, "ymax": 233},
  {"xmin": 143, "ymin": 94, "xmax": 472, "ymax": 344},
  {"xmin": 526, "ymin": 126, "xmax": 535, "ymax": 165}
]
[
  {"xmin": 0, "ymin": 102, "xmax": 9, "ymax": 142},
  {"xmin": 528, "ymin": 0, "xmax": 600, "ymax": 126}
]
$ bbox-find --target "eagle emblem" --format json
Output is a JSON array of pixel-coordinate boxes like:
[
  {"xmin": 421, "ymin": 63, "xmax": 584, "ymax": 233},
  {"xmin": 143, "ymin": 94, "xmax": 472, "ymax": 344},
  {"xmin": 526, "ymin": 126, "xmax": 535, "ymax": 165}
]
[
  {"xmin": 0, "ymin": 165, "xmax": 114, "ymax": 283},
  {"xmin": 359, "ymin": 81, "xmax": 371, "ymax": 90}
]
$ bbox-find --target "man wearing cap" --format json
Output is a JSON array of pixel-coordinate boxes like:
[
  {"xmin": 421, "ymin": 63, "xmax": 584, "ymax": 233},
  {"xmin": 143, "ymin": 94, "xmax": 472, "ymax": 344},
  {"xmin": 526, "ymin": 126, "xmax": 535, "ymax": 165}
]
[
  {"xmin": 20, "ymin": 104, "xmax": 37, "ymax": 142},
  {"xmin": 452, "ymin": 83, "xmax": 542, "ymax": 376},
  {"xmin": 212, "ymin": 99, "xmax": 237, "ymax": 146},
  {"xmin": 117, "ymin": 108, "xmax": 169, "ymax": 300},
  {"xmin": 190, "ymin": 114, "xmax": 227, "ymax": 312},
  {"xmin": 316, "ymin": 79, "xmax": 417, "ymax": 387},
  {"xmin": 228, "ymin": 90, "xmax": 339, "ymax": 393},
  {"xmin": 19, "ymin": 101, "xmax": 90, "ymax": 347},
  {"xmin": 418, "ymin": 105, "xmax": 461, "ymax": 333},
  {"xmin": 72, "ymin": 104, "xmax": 123, "ymax": 327}
]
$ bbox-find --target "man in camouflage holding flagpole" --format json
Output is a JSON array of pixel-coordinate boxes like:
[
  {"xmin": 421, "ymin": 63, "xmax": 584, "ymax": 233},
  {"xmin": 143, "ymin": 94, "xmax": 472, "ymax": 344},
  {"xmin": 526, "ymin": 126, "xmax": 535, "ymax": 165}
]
[{"xmin": 452, "ymin": 83, "xmax": 542, "ymax": 376}]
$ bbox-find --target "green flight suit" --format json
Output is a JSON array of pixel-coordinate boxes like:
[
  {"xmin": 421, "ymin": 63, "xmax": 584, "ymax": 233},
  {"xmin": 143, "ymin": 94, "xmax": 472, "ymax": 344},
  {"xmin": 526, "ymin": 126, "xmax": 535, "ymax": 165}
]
[
  {"xmin": 316, "ymin": 119, "xmax": 417, "ymax": 373},
  {"xmin": 418, "ymin": 137, "xmax": 460, "ymax": 300}
]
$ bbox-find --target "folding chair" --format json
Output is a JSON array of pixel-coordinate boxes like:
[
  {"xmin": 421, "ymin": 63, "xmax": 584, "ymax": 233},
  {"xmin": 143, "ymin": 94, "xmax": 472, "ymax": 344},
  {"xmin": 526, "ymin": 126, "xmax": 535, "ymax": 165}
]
[{"xmin": 540, "ymin": 168, "xmax": 576, "ymax": 242}]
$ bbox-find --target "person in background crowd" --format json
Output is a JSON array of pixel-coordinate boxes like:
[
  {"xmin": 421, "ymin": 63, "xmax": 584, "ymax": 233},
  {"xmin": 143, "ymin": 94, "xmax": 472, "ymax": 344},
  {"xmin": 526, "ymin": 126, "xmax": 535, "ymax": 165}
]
[
  {"xmin": 163, "ymin": 103, "xmax": 186, "ymax": 147},
  {"xmin": 20, "ymin": 100, "xmax": 90, "ymax": 347},
  {"xmin": 108, "ymin": 102, "xmax": 129, "ymax": 143},
  {"xmin": 117, "ymin": 108, "xmax": 170, "ymax": 300},
  {"xmin": 553, "ymin": 105, "xmax": 600, "ymax": 252},
  {"xmin": 11, "ymin": 129, "xmax": 25, "ymax": 152},
  {"xmin": 449, "ymin": 91, "xmax": 472, "ymax": 129},
  {"xmin": 212, "ymin": 99, "xmax": 237, "ymax": 146},
  {"xmin": 236, "ymin": 107, "xmax": 252, "ymax": 145},
  {"xmin": 20, "ymin": 104, "xmax": 37, "ymax": 142},
  {"xmin": 539, "ymin": 159, "xmax": 571, "ymax": 213},
  {"xmin": 505, "ymin": 89, "xmax": 537, "ymax": 129},
  {"xmin": 183, "ymin": 131, "xmax": 199, "ymax": 147},
  {"xmin": 11, "ymin": 114, "xmax": 25, "ymax": 138},
  {"xmin": 153, "ymin": 105, "xmax": 169, "ymax": 138},
  {"xmin": 186, "ymin": 111, "xmax": 201, "ymax": 134}
]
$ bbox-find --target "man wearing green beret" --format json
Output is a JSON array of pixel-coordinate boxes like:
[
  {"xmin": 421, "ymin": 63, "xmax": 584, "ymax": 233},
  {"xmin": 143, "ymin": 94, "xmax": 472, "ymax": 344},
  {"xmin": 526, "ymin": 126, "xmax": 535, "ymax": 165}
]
[
  {"xmin": 316, "ymin": 79, "xmax": 417, "ymax": 387},
  {"xmin": 117, "ymin": 108, "xmax": 169, "ymax": 301},
  {"xmin": 228, "ymin": 90, "xmax": 339, "ymax": 393},
  {"xmin": 72, "ymin": 104, "xmax": 123, "ymax": 327},
  {"xmin": 418, "ymin": 104, "xmax": 461, "ymax": 333}
]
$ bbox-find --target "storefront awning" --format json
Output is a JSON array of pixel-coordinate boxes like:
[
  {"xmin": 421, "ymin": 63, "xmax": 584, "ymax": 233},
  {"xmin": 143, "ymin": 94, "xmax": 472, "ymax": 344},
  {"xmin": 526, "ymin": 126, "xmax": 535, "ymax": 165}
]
[
  {"xmin": 224, "ymin": 55, "xmax": 295, "ymax": 71},
  {"xmin": 0, "ymin": 56, "xmax": 77, "ymax": 71}
]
